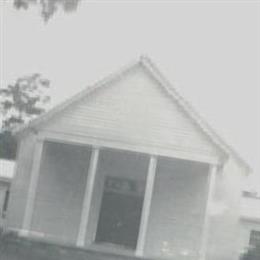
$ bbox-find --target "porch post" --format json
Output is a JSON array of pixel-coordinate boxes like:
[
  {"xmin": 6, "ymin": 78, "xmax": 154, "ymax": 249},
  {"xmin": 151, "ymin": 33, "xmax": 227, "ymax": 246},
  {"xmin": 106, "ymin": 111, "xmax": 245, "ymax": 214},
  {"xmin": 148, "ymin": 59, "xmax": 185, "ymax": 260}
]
[
  {"xmin": 77, "ymin": 146, "xmax": 100, "ymax": 247},
  {"xmin": 21, "ymin": 139, "xmax": 44, "ymax": 236},
  {"xmin": 136, "ymin": 155, "xmax": 158, "ymax": 257},
  {"xmin": 200, "ymin": 164, "xmax": 217, "ymax": 260}
]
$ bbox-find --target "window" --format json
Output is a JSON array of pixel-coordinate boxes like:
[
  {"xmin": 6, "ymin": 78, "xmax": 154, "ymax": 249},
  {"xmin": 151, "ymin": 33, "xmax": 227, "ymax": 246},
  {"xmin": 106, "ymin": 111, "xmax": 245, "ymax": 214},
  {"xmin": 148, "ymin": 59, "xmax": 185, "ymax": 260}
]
[
  {"xmin": 92, "ymin": 149, "xmax": 149, "ymax": 250},
  {"xmin": 2, "ymin": 189, "xmax": 10, "ymax": 218},
  {"xmin": 250, "ymin": 230, "xmax": 260, "ymax": 247}
]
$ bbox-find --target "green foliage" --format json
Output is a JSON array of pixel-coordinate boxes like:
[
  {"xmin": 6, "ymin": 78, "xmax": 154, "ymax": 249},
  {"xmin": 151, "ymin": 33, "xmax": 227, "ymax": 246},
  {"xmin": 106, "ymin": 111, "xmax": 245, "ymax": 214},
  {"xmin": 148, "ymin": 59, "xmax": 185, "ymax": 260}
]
[
  {"xmin": 0, "ymin": 73, "xmax": 50, "ymax": 130},
  {"xmin": 13, "ymin": 0, "xmax": 81, "ymax": 22}
]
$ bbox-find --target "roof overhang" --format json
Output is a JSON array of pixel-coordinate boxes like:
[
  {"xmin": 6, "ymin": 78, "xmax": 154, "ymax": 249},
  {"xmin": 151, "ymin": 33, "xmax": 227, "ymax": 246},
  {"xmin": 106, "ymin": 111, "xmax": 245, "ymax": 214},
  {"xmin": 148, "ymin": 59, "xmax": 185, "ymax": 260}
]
[{"xmin": 12, "ymin": 56, "xmax": 252, "ymax": 173}]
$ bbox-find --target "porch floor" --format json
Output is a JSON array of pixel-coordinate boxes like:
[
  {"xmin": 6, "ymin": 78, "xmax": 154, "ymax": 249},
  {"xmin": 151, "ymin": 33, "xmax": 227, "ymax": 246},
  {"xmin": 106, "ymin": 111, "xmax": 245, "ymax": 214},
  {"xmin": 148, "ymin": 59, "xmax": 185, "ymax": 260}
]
[{"xmin": 0, "ymin": 232, "xmax": 153, "ymax": 260}]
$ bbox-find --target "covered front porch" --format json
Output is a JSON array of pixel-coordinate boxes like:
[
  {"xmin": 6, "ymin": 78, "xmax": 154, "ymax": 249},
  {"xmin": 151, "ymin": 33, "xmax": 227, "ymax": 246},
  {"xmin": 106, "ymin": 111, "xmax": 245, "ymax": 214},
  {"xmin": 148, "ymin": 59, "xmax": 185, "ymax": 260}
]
[{"xmin": 19, "ymin": 133, "xmax": 217, "ymax": 260}]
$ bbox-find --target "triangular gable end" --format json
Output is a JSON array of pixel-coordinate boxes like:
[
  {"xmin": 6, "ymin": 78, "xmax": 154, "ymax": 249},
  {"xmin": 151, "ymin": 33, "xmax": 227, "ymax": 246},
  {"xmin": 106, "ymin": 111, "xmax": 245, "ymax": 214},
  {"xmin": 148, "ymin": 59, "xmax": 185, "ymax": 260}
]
[{"xmin": 13, "ymin": 57, "xmax": 251, "ymax": 172}]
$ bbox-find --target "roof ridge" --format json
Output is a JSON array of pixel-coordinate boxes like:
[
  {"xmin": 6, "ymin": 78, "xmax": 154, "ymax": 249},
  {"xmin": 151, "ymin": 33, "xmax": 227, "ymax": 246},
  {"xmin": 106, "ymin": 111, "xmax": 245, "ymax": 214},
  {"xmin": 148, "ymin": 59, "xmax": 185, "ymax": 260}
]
[
  {"xmin": 140, "ymin": 56, "xmax": 251, "ymax": 172},
  {"xmin": 13, "ymin": 56, "xmax": 251, "ymax": 172},
  {"xmin": 13, "ymin": 58, "xmax": 142, "ymax": 135}
]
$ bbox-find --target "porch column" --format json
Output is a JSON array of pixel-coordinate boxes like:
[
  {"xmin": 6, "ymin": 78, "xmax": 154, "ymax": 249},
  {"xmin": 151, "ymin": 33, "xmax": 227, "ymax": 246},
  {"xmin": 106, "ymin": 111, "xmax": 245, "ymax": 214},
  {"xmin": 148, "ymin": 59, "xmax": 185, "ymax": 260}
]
[
  {"xmin": 77, "ymin": 147, "xmax": 100, "ymax": 247},
  {"xmin": 21, "ymin": 139, "xmax": 44, "ymax": 236},
  {"xmin": 136, "ymin": 155, "xmax": 158, "ymax": 257},
  {"xmin": 200, "ymin": 164, "xmax": 217, "ymax": 260}
]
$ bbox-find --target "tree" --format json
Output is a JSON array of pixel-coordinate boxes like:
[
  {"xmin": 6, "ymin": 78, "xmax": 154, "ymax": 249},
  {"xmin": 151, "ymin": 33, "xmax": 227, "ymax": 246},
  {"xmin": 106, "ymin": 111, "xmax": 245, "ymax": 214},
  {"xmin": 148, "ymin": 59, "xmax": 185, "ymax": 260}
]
[
  {"xmin": 13, "ymin": 0, "xmax": 81, "ymax": 22},
  {"xmin": 0, "ymin": 74, "xmax": 50, "ymax": 159},
  {"xmin": 0, "ymin": 73, "xmax": 50, "ymax": 130}
]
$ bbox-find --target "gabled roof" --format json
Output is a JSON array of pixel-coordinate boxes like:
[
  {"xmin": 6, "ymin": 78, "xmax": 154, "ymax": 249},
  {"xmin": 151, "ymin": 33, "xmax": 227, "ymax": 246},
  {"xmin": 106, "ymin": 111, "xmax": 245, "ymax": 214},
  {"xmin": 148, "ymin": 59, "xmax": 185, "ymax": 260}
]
[{"xmin": 13, "ymin": 56, "xmax": 251, "ymax": 172}]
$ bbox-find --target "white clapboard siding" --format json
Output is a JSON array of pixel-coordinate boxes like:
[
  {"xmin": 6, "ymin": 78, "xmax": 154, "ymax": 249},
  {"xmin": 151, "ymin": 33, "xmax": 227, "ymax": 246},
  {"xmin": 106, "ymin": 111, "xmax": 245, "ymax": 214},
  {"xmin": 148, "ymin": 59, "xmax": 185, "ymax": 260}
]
[{"xmin": 42, "ymin": 65, "xmax": 219, "ymax": 157}]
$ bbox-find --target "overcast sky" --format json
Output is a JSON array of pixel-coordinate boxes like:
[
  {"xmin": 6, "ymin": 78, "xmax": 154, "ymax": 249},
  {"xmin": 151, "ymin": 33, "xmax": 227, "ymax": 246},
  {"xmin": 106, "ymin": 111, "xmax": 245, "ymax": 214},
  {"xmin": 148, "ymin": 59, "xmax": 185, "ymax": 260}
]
[{"xmin": 1, "ymin": 0, "xmax": 260, "ymax": 191}]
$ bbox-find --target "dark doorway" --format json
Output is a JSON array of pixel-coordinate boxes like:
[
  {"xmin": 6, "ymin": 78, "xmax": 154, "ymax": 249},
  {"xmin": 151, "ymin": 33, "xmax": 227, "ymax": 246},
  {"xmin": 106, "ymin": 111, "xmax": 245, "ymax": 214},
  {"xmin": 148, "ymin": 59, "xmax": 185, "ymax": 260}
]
[
  {"xmin": 95, "ymin": 181, "xmax": 143, "ymax": 249},
  {"xmin": 94, "ymin": 149, "xmax": 149, "ymax": 250}
]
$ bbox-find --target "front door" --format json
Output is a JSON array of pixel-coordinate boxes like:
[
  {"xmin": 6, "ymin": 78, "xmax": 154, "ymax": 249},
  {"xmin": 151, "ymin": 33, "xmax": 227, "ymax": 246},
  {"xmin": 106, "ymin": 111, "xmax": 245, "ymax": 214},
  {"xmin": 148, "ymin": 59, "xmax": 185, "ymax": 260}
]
[{"xmin": 95, "ymin": 176, "xmax": 143, "ymax": 250}]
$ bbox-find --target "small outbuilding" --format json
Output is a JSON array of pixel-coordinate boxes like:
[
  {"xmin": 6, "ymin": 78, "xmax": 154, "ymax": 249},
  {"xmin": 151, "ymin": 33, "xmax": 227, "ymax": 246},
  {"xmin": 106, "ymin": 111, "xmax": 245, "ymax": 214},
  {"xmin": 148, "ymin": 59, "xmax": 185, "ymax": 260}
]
[{"xmin": 7, "ymin": 57, "xmax": 251, "ymax": 260}]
